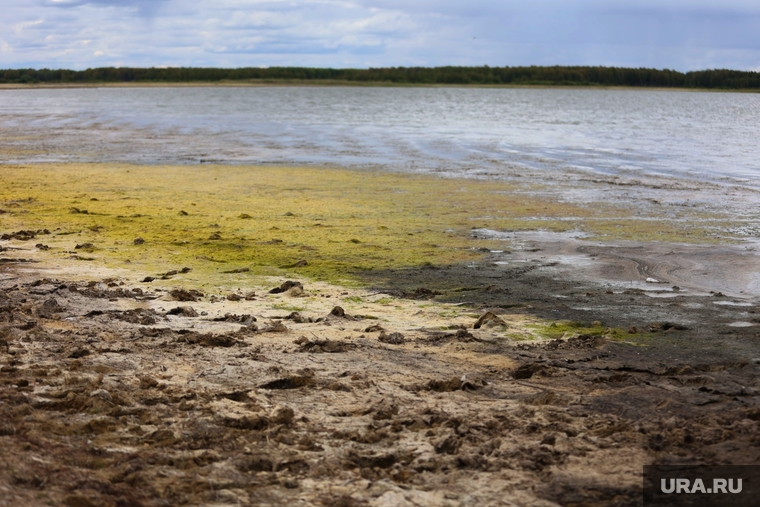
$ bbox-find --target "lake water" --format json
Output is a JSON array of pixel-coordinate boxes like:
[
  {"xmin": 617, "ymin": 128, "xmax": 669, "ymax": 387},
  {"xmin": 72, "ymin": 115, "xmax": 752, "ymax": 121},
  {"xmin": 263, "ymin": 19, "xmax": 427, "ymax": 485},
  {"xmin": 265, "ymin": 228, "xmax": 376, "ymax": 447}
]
[{"xmin": 1, "ymin": 86, "xmax": 759, "ymax": 187}]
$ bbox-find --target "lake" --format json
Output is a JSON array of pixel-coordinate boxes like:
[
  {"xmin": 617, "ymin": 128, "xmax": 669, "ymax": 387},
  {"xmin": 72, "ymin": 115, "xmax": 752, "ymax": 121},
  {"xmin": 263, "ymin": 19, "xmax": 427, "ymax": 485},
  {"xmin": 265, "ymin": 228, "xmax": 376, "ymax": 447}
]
[{"xmin": 1, "ymin": 86, "xmax": 758, "ymax": 188}]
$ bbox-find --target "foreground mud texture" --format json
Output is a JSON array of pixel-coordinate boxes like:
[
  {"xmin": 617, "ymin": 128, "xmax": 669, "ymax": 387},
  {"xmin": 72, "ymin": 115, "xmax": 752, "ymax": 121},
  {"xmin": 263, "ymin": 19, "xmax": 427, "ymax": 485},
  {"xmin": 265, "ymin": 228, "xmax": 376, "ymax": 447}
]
[
  {"xmin": 1, "ymin": 262, "xmax": 759, "ymax": 507},
  {"xmin": 1, "ymin": 163, "xmax": 759, "ymax": 506}
]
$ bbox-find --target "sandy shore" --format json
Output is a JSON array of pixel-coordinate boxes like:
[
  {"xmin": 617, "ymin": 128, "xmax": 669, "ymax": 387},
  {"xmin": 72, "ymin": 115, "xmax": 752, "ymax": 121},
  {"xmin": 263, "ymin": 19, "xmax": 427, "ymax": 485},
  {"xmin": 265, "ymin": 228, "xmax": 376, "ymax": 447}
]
[{"xmin": 1, "ymin": 163, "xmax": 759, "ymax": 506}]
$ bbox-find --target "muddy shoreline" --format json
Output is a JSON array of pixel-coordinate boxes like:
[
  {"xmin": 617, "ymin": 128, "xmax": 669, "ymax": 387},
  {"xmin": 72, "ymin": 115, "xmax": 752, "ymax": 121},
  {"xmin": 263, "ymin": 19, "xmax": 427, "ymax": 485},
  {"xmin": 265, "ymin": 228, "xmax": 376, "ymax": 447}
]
[
  {"xmin": 2, "ymin": 238, "xmax": 759, "ymax": 506},
  {"xmin": 363, "ymin": 231, "xmax": 760, "ymax": 365},
  {"xmin": 1, "ymin": 162, "xmax": 759, "ymax": 505}
]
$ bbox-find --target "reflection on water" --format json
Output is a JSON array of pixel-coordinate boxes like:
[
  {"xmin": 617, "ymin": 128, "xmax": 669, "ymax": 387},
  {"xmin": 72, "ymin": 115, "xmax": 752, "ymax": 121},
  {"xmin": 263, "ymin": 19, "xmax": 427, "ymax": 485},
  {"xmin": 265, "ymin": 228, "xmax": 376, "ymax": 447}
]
[{"xmin": 1, "ymin": 86, "xmax": 759, "ymax": 186}]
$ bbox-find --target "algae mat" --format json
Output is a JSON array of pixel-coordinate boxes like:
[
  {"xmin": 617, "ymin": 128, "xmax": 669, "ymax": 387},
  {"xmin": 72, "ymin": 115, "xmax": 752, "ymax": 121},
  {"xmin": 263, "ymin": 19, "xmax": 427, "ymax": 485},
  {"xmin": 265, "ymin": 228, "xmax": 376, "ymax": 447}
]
[{"xmin": 0, "ymin": 163, "xmax": 734, "ymax": 287}]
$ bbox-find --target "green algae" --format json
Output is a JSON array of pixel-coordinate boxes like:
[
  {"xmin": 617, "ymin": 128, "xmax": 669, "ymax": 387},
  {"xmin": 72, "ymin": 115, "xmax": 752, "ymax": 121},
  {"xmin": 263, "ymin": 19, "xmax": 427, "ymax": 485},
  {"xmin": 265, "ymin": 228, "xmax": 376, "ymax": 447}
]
[
  {"xmin": 527, "ymin": 320, "xmax": 652, "ymax": 345},
  {"xmin": 0, "ymin": 163, "xmax": 740, "ymax": 288}
]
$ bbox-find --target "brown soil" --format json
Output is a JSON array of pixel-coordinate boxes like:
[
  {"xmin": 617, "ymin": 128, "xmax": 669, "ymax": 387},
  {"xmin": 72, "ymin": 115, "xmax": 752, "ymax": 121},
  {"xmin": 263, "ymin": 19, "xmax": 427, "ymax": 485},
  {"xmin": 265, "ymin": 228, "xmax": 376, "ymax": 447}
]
[{"xmin": 1, "ymin": 249, "xmax": 759, "ymax": 506}]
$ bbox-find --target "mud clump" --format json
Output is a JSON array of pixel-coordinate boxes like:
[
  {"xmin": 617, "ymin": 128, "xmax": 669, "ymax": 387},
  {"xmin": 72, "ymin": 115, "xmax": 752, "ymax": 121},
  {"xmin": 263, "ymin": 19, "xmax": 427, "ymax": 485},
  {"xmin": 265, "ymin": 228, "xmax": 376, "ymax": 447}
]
[
  {"xmin": 169, "ymin": 288, "xmax": 203, "ymax": 302},
  {"xmin": 113, "ymin": 308, "xmax": 159, "ymax": 325},
  {"xmin": 212, "ymin": 313, "xmax": 257, "ymax": 326},
  {"xmin": 1, "ymin": 229, "xmax": 49, "ymax": 241},
  {"xmin": 167, "ymin": 306, "xmax": 198, "ymax": 317},
  {"xmin": 180, "ymin": 331, "xmax": 242, "ymax": 347},
  {"xmin": 36, "ymin": 298, "xmax": 65, "ymax": 318},
  {"xmin": 473, "ymin": 311, "xmax": 507, "ymax": 329},
  {"xmin": 294, "ymin": 336, "xmax": 356, "ymax": 353},
  {"xmin": 269, "ymin": 280, "xmax": 304, "ymax": 295},
  {"xmin": 377, "ymin": 331, "xmax": 405, "ymax": 344},
  {"xmin": 260, "ymin": 375, "xmax": 316, "ymax": 390},
  {"xmin": 404, "ymin": 287, "xmax": 442, "ymax": 299},
  {"xmin": 648, "ymin": 321, "xmax": 690, "ymax": 332},
  {"xmin": 512, "ymin": 362, "xmax": 548, "ymax": 379},
  {"xmin": 545, "ymin": 334, "xmax": 606, "ymax": 350}
]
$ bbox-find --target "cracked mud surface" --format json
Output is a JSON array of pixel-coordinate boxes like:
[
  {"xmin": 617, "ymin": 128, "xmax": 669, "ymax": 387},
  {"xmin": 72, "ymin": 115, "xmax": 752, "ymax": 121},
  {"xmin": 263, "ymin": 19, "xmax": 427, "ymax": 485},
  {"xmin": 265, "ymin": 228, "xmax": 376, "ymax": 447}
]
[{"xmin": 1, "ymin": 256, "xmax": 759, "ymax": 507}]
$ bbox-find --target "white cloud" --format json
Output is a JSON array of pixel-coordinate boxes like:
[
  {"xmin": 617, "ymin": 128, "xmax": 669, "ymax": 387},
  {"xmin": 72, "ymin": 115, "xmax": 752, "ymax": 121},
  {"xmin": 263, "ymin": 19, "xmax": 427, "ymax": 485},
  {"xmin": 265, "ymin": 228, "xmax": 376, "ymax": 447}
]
[
  {"xmin": 13, "ymin": 19, "xmax": 45, "ymax": 35},
  {"xmin": 0, "ymin": 0, "xmax": 759, "ymax": 70}
]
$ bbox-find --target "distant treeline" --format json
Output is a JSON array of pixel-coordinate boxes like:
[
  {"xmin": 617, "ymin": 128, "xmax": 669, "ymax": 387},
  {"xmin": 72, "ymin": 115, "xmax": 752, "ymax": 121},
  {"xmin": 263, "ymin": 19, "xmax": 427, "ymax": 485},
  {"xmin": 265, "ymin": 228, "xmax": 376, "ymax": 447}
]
[{"xmin": 2, "ymin": 66, "xmax": 760, "ymax": 89}]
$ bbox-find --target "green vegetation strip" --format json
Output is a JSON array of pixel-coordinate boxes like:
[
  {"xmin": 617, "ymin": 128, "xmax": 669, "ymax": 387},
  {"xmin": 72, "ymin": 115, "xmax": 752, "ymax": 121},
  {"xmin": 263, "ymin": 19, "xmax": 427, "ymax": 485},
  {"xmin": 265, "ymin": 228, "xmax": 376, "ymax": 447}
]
[{"xmin": 2, "ymin": 66, "xmax": 760, "ymax": 89}]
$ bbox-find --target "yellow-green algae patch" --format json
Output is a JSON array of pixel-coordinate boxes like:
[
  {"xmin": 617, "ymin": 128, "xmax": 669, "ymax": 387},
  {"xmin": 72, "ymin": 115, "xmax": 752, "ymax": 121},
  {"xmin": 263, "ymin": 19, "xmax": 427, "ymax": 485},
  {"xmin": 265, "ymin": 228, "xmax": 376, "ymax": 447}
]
[
  {"xmin": 528, "ymin": 320, "xmax": 646, "ymax": 344},
  {"xmin": 0, "ymin": 163, "xmax": 739, "ymax": 287}
]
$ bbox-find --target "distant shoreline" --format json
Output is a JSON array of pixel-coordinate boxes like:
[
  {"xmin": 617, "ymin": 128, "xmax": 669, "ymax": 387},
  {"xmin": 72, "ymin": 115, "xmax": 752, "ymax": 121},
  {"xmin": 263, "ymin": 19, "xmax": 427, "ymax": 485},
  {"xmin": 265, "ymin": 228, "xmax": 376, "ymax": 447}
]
[
  {"xmin": 4, "ymin": 65, "xmax": 759, "ymax": 90},
  {"xmin": 1, "ymin": 80, "xmax": 757, "ymax": 93}
]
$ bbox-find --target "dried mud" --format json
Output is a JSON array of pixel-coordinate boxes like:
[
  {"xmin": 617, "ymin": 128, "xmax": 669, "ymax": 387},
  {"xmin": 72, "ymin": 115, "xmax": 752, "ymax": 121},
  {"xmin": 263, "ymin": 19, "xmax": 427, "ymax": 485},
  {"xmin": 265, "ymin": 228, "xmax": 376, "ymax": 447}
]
[{"xmin": 1, "ymin": 257, "xmax": 759, "ymax": 507}]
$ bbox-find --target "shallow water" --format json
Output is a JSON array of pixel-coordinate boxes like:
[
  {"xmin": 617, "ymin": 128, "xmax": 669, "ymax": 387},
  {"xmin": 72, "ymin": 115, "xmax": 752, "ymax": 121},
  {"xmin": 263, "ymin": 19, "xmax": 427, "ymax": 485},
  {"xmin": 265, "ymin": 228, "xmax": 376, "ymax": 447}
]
[{"xmin": 1, "ymin": 86, "xmax": 759, "ymax": 187}]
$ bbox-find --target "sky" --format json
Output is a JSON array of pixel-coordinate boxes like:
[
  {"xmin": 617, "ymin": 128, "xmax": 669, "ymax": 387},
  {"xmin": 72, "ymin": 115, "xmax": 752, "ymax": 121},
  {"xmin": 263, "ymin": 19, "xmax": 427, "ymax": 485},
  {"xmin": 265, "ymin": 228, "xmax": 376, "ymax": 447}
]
[{"xmin": 2, "ymin": 0, "xmax": 760, "ymax": 71}]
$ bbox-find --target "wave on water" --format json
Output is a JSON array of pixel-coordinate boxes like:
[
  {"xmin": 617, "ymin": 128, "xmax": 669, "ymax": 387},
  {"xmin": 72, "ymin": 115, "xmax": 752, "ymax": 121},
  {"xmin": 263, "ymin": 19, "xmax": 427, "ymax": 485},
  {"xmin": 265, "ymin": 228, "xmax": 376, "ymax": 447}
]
[{"xmin": 1, "ymin": 86, "xmax": 759, "ymax": 189}]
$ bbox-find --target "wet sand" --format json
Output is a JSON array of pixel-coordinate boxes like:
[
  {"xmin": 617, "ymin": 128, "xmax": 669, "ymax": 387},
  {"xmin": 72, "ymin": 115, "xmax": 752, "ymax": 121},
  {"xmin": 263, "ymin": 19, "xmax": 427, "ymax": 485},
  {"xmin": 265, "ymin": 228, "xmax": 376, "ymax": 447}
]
[{"xmin": 1, "ymin": 163, "xmax": 759, "ymax": 506}]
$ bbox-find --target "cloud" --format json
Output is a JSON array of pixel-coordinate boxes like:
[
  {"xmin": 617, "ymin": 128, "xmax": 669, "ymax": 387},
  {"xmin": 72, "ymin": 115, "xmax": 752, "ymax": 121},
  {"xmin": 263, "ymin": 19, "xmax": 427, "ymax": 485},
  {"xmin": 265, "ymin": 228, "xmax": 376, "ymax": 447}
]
[
  {"xmin": 43, "ymin": 0, "xmax": 172, "ymax": 17},
  {"xmin": 1, "ymin": 0, "xmax": 759, "ymax": 71}
]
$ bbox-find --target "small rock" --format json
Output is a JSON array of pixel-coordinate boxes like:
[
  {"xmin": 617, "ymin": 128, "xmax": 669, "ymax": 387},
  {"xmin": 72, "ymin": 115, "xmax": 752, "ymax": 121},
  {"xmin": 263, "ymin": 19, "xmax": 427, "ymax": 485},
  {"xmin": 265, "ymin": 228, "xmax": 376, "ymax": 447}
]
[{"xmin": 133, "ymin": 237, "xmax": 145, "ymax": 245}]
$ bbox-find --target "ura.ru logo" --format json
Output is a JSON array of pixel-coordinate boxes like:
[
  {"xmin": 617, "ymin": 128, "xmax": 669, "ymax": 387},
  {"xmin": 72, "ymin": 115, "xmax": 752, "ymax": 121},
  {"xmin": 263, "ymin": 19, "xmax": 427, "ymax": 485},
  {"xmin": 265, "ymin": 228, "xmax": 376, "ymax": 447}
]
[{"xmin": 661, "ymin": 478, "xmax": 742, "ymax": 494}]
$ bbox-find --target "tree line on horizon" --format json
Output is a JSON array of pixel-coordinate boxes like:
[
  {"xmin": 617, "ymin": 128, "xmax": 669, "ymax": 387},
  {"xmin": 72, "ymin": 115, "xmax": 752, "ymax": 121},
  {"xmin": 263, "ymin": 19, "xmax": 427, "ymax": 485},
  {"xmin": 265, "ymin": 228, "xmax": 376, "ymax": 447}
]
[{"xmin": 1, "ymin": 66, "xmax": 759, "ymax": 89}]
